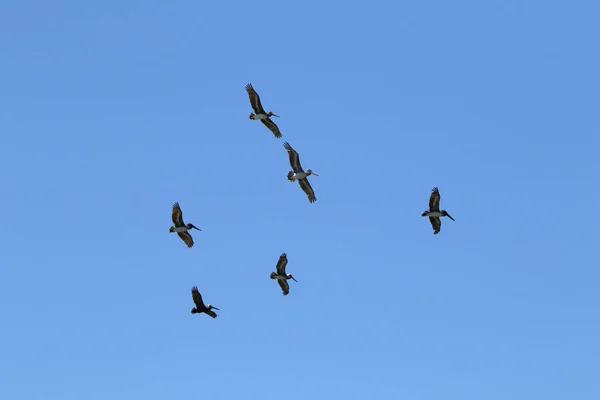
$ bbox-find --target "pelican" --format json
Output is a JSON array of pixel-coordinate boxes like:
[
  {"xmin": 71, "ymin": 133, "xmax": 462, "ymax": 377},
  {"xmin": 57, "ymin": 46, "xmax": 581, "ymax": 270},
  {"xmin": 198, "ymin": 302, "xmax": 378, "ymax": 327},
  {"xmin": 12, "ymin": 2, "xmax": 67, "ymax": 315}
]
[
  {"xmin": 245, "ymin": 83, "xmax": 282, "ymax": 138},
  {"xmin": 190, "ymin": 286, "xmax": 219, "ymax": 318},
  {"xmin": 422, "ymin": 187, "xmax": 455, "ymax": 234},
  {"xmin": 283, "ymin": 141, "xmax": 318, "ymax": 203},
  {"xmin": 169, "ymin": 202, "xmax": 201, "ymax": 248},
  {"xmin": 270, "ymin": 253, "xmax": 298, "ymax": 296}
]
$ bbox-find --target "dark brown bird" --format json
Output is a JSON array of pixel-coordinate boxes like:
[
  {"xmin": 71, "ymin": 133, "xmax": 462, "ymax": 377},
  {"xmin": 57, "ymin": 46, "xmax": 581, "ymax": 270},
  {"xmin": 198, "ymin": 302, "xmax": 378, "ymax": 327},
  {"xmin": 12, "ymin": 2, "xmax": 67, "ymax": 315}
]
[
  {"xmin": 270, "ymin": 253, "xmax": 298, "ymax": 295},
  {"xmin": 283, "ymin": 142, "xmax": 318, "ymax": 203},
  {"xmin": 421, "ymin": 187, "xmax": 455, "ymax": 234},
  {"xmin": 245, "ymin": 83, "xmax": 282, "ymax": 138},
  {"xmin": 191, "ymin": 286, "xmax": 219, "ymax": 318},
  {"xmin": 169, "ymin": 202, "xmax": 201, "ymax": 248}
]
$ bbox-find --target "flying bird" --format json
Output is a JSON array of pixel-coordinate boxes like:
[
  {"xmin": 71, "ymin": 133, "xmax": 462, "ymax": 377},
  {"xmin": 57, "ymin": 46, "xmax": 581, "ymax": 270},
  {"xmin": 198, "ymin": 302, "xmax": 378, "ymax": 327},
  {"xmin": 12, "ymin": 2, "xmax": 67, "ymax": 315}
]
[
  {"xmin": 245, "ymin": 83, "xmax": 282, "ymax": 138},
  {"xmin": 270, "ymin": 253, "xmax": 298, "ymax": 296},
  {"xmin": 422, "ymin": 187, "xmax": 455, "ymax": 234},
  {"xmin": 190, "ymin": 286, "xmax": 219, "ymax": 318},
  {"xmin": 283, "ymin": 141, "xmax": 318, "ymax": 203},
  {"xmin": 169, "ymin": 202, "xmax": 201, "ymax": 247}
]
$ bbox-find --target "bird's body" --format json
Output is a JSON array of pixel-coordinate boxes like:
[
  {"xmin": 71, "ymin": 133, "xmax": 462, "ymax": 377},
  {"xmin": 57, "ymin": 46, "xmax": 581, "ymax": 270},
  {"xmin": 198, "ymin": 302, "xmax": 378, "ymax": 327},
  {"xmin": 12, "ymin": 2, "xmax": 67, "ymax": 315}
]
[
  {"xmin": 283, "ymin": 142, "xmax": 318, "ymax": 203},
  {"xmin": 245, "ymin": 83, "xmax": 282, "ymax": 138},
  {"xmin": 287, "ymin": 171, "xmax": 310, "ymax": 181},
  {"xmin": 270, "ymin": 253, "xmax": 297, "ymax": 296},
  {"xmin": 422, "ymin": 187, "xmax": 455, "ymax": 234},
  {"xmin": 423, "ymin": 211, "xmax": 445, "ymax": 218},
  {"xmin": 169, "ymin": 202, "xmax": 201, "ymax": 248},
  {"xmin": 170, "ymin": 226, "xmax": 192, "ymax": 233},
  {"xmin": 190, "ymin": 286, "xmax": 219, "ymax": 318},
  {"xmin": 250, "ymin": 112, "xmax": 272, "ymax": 121}
]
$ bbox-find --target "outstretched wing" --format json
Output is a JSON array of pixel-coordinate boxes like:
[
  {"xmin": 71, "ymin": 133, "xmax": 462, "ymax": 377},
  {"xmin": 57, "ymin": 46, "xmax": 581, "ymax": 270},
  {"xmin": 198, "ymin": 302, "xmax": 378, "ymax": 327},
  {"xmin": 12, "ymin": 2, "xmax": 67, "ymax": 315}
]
[
  {"xmin": 204, "ymin": 309, "xmax": 218, "ymax": 318},
  {"xmin": 299, "ymin": 178, "xmax": 317, "ymax": 203},
  {"xmin": 276, "ymin": 253, "xmax": 288, "ymax": 275},
  {"xmin": 178, "ymin": 231, "xmax": 194, "ymax": 248},
  {"xmin": 283, "ymin": 142, "xmax": 303, "ymax": 172},
  {"xmin": 429, "ymin": 187, "xmax": 440, "ymax": 212},
  {"xmin": 191, "ymin": 286, "xmax": 206, "ymax": 308},
  {"xmin": 172, "ymin": 202, "xmax": 185, "ymax": 226},
  {"xmin": 278, "ymin": 279, "xmax": 290, "ymax": 295},
  {"xmin": 245, "ymin": 83, "xmax": 266, "ymax": 114},
  {"xmin": 261, "ymin": 118, "xmax": 282, "ymax": 138},
  {"xmin": 429, "ymin": 216, "xmax": 441, "ymax": 234}
]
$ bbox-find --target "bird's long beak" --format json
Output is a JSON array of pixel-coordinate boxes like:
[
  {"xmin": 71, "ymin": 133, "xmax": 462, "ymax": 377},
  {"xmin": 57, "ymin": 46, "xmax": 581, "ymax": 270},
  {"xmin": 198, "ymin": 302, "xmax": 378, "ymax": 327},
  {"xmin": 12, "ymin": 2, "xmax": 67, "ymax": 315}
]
[
  {"xmin": 311, "ymin": 172, "xmax": 319, "ymax": 176},
  {"xmin": 290, "ymin": 276, "xmax": 298, "ymax": 282},
  {"xmin": 447, "ymin": 214, "xmax": 455, "ymax": 221},
  {"xmin": 272, "ymin": 113, "xmax": 280, "ymax": 118},
  {"xmin": 212, "ymin": 306, "xmax": 220, "ymax": 310},
  {"xmin": 191, "ymin": 225, "xmax": 201, "ymax": 231}
]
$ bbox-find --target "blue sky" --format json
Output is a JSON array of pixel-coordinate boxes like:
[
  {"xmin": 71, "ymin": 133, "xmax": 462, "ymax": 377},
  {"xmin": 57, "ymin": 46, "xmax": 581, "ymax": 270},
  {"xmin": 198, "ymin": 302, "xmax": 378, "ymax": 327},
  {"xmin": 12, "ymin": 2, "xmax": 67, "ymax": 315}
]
[{"xmin": 1, "ymin": 0, "xmax": 599, "ymax": 398}]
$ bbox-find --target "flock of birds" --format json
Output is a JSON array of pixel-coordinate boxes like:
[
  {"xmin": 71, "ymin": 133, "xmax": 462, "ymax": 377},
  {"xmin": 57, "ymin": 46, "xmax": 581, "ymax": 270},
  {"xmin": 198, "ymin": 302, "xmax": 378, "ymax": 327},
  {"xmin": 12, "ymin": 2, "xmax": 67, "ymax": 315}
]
[{"xmin": 169, "ymin": 83, "xmax": 456, "ymax": 319}]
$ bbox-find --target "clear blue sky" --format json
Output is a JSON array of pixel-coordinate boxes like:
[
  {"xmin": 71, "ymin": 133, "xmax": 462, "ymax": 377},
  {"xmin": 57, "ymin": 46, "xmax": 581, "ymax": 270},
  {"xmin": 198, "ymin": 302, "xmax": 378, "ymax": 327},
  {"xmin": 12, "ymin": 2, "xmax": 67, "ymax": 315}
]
[{"xmin": 1, "ymin": 1, "xmax": 599, "ymax": 399}]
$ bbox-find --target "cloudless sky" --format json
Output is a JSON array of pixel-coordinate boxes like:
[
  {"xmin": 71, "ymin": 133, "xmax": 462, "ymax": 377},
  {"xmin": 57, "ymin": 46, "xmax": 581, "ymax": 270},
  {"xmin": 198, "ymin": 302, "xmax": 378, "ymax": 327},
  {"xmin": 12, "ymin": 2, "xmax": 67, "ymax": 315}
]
[{"xmin": 1, "ymin": 1, "xmax": 599, "ymax": 399}]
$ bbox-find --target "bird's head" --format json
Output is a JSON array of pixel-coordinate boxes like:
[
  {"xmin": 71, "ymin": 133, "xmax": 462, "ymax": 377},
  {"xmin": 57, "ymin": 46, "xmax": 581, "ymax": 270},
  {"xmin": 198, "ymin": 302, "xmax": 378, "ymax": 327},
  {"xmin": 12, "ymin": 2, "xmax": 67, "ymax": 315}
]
[
  {"xmin": 187, "ymin": 223, "xmax": 201, "ymax": 231},
  {"xmin": 441, "ymin": 210, "xmax": 455, "ymax": 221},
  {"xmin": 268, "ymin": 111, "xmax": 280, "ymax": 118},
  {"xmin": 288, "ymin": 274, "xmax": 298, "ymax": 282},
  {"xmin": 306, "ymin": 169, "xmax": 319, "ymax": 177}
]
